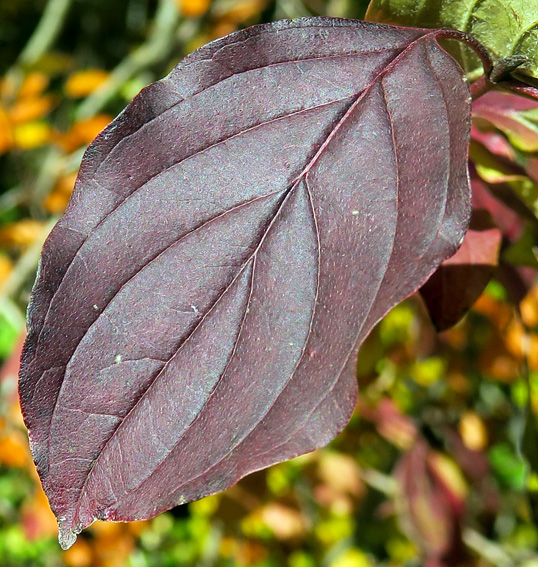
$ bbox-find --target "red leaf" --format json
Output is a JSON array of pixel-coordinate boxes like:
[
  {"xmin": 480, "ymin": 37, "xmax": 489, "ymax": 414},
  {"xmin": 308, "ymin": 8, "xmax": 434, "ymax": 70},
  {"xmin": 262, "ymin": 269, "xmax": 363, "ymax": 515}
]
[
  {"xmin": 470, "ymin": 173, "xmax": 537, "ymax": 304},
  {"xmin": 395, "ymin": 439, "xmax": 468, "ymax": 566},
  {"xmin": 18, "ymin": 18, "xmax": 472, "ymax": 548},
  {"xmin": 471, "ymin": 127, "xmax": 515, "ymax": 161},
  {"xmin": 474, "ymin": 90, "xmax": 538, "ymax": 113},
  {"xmin": 500, "ymin": 80, "xmax": 538, "ymax": 103},
  {"xmin": 473, "ymin": 90, "xmax": 538, "ymax": 151},
  {"xmin": 420, "ymin": 209, "xmax": 502, "ymax": 331},
  {"xmin": 470, "ymin": 172, "xmax": 525, "ymax": 240}
]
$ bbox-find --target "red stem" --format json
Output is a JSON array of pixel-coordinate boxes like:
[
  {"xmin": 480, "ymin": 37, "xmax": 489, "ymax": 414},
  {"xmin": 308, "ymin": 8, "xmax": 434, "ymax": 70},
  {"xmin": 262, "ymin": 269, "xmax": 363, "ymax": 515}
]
[
  {"xmin": 469, "ymin": 74, "xmax": 494, "ymax": 101},
  {"xmin": 432, "ymin": 28, "xmax": 493, "ymax": 76},
  {"xmin": 432, "ymin": 28, "xmax": 495, "ymax": 101}
]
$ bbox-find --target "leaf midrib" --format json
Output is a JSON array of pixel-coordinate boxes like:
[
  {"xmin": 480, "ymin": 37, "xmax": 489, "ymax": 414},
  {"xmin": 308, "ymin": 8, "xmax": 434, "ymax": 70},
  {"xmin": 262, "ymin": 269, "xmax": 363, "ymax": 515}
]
[
  {"xmin": 31, "ymin": 40, "xmax": 422, "ymax": 383},
  {"xmin": 72, "ymin": 31, "xmax": 448, "ymax": 522}
]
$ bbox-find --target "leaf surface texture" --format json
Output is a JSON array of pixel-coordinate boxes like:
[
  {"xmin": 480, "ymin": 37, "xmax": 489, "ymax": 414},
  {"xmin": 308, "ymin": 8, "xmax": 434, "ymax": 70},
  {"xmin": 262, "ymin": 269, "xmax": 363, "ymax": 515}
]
[{"xmin": 18, "ymin": 18, "xmax": 472, "ymax": 549}]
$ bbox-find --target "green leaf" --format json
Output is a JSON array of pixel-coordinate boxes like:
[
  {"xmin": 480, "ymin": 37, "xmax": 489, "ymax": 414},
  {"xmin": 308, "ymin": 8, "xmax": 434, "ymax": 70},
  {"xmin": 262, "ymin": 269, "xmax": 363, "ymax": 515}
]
[
  {"xmin": 489, "ymin": 443, "xmax": 527, "ymax": 490},
  {"xmin": 366, "ymin": 0, "xmax": 538, "ymax": 83},
  {"xmin": 0, "ymin": 298, "xmax": 24, "ymax": 360},
  {"xmin": 502, "ymin": 223, "xmax": 538, "ymax": 268}
]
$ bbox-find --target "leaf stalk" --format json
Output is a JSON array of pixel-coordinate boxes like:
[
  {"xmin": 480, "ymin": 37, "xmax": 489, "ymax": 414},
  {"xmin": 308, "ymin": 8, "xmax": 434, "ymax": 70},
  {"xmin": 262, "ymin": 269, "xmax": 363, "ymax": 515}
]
[{"xmin": 469, "ymin": 74, "xmax": 494, "ymax": 101}]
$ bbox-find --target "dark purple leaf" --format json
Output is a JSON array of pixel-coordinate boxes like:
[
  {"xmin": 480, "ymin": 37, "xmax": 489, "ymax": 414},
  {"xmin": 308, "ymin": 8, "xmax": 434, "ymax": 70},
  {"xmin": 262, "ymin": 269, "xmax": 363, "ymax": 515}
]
[
  {"xmin": 496, "ymin": 261, "xmax": 537, "ymax": 305},
  {"xmin": 18, "ymin": 18, "xmax": 472, "ymax": 548},
  {"xmin": 420, "ymin": 209, "xmax": 501, "ymax": 331}
]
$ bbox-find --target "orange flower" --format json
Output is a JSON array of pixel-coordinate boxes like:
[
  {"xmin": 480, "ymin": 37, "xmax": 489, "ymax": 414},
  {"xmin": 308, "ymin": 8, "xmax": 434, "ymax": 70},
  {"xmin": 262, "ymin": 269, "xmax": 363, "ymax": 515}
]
[
  {"xmin": 0, "ymin": 104, "xmax": 13, "ymax": 154},
  {"xmin": 0, "ymin": 254, "xmax": 13, "ymax": 289},
  {"xmin": 0, "ymin": 219, "xmax": 45, "ymax": 249},
  {"xmin": 63, "ymin": 538, "xmax": 93, "ymax": 567},
  {"xmin": 9, "ymin": 94, "xmax": 56, "ymax": 124},
  {"xmin": 0, "ymin": 430, "xmax": 31, "ymax": 468},
  {"xmin": 18, "ymin": 72, "xmax": 49, "ymax": 98},
  {"xmin": 65, "ymin": 69, "xmax": 110, "ymax": 98},
  {"xmin": 54, "ymin": 114, "xmax": 112, "ymax": 152},
  {"xmin": 179, "ymin": 0, "xmax": 210, "ymax": 17},
  {"xmin": 44, "ymin": 172, "xmax": 78, "ymax": 214}
]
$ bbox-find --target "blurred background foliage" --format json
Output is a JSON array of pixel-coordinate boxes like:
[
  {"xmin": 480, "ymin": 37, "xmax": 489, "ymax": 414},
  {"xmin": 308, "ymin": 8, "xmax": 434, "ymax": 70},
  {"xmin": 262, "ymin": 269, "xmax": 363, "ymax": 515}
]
[{"xmin": 1, "ymin": 0, "xmax": 538, "ymax": 566}]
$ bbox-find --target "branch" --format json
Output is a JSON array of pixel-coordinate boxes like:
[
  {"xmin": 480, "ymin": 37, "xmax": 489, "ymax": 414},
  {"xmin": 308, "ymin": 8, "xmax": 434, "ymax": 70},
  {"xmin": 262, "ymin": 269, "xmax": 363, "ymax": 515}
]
[
  {"xmin": 17, "ymin": 0, "xmax": 73, "ymax": 69},
  {"xmin": 463, "ymin": 529, "xmax": 514, "ymax": 567}
]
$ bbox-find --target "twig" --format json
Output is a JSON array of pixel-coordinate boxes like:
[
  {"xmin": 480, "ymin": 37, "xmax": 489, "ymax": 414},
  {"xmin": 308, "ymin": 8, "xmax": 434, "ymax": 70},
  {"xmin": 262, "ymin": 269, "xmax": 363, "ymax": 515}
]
[
  {"xmin": 3, "ymin": 0, "xmax": 72, "ymax": 105},
  {"xmin": 0, "ymin": 297, "xmax": 26, "ymax": 334},
  {"xmin": 360, "ymin": 468, "xmax": 398, "ymax": 496},
  {"xmin": 0, "ymin": 187, "xmax": 25, "ymax": 211},
  {"xmin": 29, "ymin": 146, "xmax": 64, "ymax": 212},
  {"xmin": 75, "ymin": 0, "xmax": 180, "ymax": 120},
  {"xmin": 16, "ymin": 0, "xmax": 73, "ymax": 69},
  {"xmin": 463, "ymin": 529, "xmax": 514, "ymax": 567}
]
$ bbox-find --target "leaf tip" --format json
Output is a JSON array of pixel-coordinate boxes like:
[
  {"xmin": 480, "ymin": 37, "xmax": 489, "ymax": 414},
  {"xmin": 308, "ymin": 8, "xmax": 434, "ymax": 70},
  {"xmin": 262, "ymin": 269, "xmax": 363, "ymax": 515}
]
[{"xmin": 58, "ymin": 518, "xmax": 80, "ymax": 550}]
